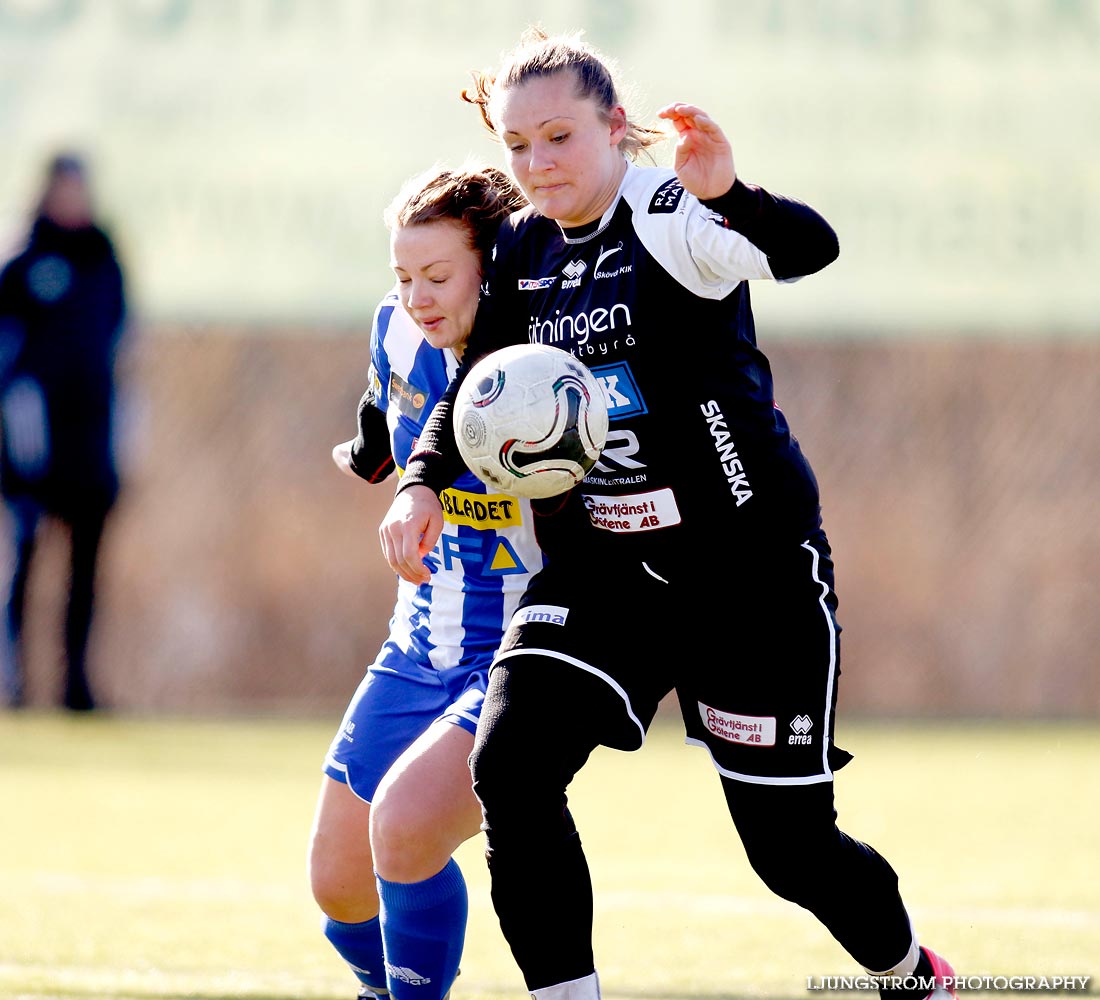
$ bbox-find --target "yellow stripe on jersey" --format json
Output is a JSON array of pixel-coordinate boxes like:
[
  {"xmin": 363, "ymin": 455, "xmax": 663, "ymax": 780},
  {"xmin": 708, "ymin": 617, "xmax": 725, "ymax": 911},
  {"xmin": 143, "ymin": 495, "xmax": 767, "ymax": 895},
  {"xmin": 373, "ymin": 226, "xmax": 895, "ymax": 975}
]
[{"xmin": 440, "ymin": 487, "xmax": 524, "ymax": 529}]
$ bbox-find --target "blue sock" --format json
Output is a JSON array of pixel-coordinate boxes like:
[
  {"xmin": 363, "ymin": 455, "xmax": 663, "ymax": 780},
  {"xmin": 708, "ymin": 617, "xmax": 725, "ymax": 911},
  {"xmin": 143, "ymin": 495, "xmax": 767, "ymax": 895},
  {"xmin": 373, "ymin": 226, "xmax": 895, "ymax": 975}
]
[
  {"xmin": 377, "ymin": 858, "xmax": 468, "ymax": 1000},
  {"xmin": 322, "ymin": 914, "xmax": 388, "ymax": 995}
]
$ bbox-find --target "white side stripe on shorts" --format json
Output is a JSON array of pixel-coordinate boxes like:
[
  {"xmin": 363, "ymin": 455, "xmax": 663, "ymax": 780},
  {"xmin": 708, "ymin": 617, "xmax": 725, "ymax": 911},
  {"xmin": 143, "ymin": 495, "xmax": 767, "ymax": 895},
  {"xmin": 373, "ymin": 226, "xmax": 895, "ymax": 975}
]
[
  {"xmin": 800, "ymin": 538, "xmax": 840, "ymax": 782},
  {"xmin": 684, "ymin": 538, "xmax": 840, "ymax": 786},
  {"xmin": 492, "ymin": 647, "xmax": 647, "ymax": 747}
]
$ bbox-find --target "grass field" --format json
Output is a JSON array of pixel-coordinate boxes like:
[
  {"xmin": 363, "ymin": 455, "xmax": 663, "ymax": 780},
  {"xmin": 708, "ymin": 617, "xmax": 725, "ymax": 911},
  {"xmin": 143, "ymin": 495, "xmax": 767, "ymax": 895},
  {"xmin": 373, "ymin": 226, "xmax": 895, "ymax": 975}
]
[{"xmin": 0, "ymin": 714, "xmax": 1097, "ymax": 1000}]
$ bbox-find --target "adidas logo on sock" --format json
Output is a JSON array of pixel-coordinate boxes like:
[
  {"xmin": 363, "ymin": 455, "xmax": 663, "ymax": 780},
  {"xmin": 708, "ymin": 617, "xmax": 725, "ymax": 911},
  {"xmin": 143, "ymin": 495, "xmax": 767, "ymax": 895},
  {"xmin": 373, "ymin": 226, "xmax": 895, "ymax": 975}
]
[{"xmin": 385, "ymin": 963, "xmax": 431, "ymax": 986}]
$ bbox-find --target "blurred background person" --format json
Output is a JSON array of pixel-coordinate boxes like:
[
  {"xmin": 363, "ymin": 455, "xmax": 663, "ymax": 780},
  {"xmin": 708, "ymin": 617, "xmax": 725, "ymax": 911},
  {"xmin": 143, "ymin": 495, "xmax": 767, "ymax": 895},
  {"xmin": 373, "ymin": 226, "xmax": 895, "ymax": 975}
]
[{"xmin": 0, "ymin": 153, "xmax": 129, "ymax": 711}]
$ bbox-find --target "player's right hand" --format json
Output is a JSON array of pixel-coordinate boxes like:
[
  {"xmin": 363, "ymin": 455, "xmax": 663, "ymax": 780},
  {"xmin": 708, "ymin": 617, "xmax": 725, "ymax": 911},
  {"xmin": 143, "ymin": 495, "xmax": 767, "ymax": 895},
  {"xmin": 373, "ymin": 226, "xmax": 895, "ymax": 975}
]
[{"xmin": 379, "ymin": 485, "xmax": 443, "ymax": 585}]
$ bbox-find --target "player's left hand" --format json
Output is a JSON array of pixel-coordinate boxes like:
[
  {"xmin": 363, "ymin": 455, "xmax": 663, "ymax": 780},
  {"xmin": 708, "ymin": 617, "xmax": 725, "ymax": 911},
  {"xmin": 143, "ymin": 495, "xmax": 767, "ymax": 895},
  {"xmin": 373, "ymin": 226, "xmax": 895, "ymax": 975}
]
[{"xmin": 657, "ymin": 103, "xmax": 736, "ymax": 201}]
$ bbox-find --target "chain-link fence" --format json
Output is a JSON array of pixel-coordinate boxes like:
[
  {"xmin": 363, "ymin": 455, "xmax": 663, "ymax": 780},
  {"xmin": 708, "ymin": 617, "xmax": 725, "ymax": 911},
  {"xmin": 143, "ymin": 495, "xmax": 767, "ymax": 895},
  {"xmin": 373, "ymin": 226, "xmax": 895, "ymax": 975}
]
[{"xmin": 7, "ymin": 325, "xmax": 1097, "ymax": 717}]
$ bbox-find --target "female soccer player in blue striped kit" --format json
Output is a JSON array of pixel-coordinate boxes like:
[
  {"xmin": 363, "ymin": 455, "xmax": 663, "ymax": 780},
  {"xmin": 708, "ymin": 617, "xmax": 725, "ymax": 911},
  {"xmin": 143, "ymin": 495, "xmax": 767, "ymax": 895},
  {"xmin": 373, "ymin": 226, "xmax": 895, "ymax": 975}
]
[
  {"xmin": 380, "ymin": 29, "xmax": 959, "ymax": 1000},
  {"xmin": 308, "ymin": 164, "xmax": 535, "ymax": 1000}
]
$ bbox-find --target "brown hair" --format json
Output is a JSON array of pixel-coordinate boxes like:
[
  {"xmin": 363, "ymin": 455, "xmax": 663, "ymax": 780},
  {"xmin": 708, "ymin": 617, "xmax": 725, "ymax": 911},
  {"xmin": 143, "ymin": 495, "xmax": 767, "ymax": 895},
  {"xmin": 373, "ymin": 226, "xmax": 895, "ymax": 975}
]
[
  {"xmin": 461, "ymin": 27, "xmax": 666, "ymax": 161},
  {"xmin": 383, "ymin": 162, "xmax": 526, "ymax": 263}
]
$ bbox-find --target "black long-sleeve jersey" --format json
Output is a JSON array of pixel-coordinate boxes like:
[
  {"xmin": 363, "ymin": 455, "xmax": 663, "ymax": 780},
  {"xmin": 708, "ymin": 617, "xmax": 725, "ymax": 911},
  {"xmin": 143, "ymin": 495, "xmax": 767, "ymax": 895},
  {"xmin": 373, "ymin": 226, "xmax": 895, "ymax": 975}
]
[
  {"xmin": 347, "ymin": 380, "xmax": 395, "ymax": 484},
  {"xmin": 400, "ymin": 165, "xmax": 839, "ymax": 570}
]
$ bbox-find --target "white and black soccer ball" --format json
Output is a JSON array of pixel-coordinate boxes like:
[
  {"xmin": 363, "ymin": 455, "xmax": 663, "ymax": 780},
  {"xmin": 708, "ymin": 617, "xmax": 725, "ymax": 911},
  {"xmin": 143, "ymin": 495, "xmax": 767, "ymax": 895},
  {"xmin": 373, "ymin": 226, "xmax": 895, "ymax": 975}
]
[{"xmin": 453, "ymin": 344, "xmax": 609, "ymax": 499}]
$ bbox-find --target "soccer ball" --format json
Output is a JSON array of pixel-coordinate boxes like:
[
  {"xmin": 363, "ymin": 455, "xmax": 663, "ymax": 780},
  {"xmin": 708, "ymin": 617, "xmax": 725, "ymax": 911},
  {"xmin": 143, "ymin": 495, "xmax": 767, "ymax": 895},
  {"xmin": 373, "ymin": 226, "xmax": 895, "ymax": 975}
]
[{"xmin": 453, "ymin": 343, "xmax": 608, "ymax": 499}]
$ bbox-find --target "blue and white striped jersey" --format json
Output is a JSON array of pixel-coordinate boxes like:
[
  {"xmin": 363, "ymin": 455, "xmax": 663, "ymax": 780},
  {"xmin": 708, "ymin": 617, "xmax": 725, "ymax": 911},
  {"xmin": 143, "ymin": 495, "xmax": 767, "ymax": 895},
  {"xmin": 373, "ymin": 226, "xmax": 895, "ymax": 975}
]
[{"xmin": 368, "ymin": 292, "xmax": 542, "ymax": 672}]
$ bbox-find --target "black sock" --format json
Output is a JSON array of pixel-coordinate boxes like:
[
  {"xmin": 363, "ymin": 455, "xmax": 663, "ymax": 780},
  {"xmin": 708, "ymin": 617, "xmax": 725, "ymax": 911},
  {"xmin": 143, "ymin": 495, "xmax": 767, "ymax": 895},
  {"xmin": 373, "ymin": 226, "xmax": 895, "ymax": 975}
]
[
  {"xmin": 487, "ymin": 827, "xmax": 595, "ymax": 991},
  {"xmin": 879, "ymin": 949, "xmax": 935, "ymax": 1000}
]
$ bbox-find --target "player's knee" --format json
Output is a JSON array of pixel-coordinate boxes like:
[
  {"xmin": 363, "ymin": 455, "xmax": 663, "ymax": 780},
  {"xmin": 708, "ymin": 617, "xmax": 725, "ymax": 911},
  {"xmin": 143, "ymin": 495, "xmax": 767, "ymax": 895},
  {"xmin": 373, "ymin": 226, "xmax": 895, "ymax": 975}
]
[
  {"xmin": 309, "ymin": 863, "xmax": 342, "ymax": 916},
  {"xmin": 369, "ymin": 784, "xmax": 457, "ymax": 882},
  {"xmin": 368, "ymin": 791, "xmax": 409, "ymax": 876},
  {"xmin": 742, "ymin": 835, "xmax": 825, "ymax": 905},
  {"xmin": 309, "ymin": 846, "xmax": 378, "ymax": 921},
  {"xmin": 308, "ymin": 795, "xmax": 378, "ymax": 921},
  {"xmin": 470, "ymin": 714, "xmax": 571, "ymax": 841},
  {"xmin": 468, "ymin": 716, "xmax": 526, "ymax": 813},
  {"xmin": 725, "ymin": 779, "xmax": 840, "ymax": 907},
  {"xmin": 471, "ymin": 665, "xmax": 534, "ymax": 799}
]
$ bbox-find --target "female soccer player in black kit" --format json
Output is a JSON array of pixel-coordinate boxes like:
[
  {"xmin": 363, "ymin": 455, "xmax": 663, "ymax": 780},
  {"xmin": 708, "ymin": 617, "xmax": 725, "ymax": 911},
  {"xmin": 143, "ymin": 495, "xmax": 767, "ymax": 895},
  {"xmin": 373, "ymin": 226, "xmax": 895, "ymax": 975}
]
[{"xmin": 380, "ymin": 29, "xmax": 958, "ymax": 1000}]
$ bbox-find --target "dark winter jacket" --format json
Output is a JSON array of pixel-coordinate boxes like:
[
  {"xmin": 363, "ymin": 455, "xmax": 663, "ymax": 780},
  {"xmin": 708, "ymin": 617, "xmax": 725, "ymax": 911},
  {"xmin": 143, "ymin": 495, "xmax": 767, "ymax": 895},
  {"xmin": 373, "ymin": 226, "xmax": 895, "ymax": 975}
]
[{"xmin": 0, "ymin": 218, "xmax": 127, "ymax": 516}]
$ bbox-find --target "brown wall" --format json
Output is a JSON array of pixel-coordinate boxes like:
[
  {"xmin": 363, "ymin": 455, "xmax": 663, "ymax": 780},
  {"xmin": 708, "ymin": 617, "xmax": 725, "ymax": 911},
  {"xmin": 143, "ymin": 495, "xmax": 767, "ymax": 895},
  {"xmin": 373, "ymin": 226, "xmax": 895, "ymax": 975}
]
[{"xmin": 11, "ymin": 329, "xmax": 1099, "ymax": 717}]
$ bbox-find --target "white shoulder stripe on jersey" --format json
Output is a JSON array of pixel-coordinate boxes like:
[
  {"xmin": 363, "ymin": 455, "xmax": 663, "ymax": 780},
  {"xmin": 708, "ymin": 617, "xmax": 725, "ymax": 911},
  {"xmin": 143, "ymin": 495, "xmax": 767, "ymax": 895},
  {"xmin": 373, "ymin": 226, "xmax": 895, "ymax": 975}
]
[
  {"xmin": 620, "ymin": 165, "xmax": 774, "ymax": 300},
  {"xmin": 379, "ymin": 297, "xmax": 427, "ymax": 377}
]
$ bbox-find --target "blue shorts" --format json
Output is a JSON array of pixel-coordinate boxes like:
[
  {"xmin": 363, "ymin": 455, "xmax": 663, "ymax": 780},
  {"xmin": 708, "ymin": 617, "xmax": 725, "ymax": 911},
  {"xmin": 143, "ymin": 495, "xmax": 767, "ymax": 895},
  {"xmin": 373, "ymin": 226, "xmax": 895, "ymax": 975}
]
[{"xmin": 323, "ymin": 644, "xmax": 490, "ymax": 802}]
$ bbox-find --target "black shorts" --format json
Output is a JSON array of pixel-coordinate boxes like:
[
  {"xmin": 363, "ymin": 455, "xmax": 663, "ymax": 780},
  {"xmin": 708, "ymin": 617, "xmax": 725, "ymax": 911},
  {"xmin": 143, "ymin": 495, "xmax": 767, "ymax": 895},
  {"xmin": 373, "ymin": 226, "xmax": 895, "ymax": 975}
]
[{"xmin": 493, "ymin": 530, "xmax": 850, "ymax": 785}]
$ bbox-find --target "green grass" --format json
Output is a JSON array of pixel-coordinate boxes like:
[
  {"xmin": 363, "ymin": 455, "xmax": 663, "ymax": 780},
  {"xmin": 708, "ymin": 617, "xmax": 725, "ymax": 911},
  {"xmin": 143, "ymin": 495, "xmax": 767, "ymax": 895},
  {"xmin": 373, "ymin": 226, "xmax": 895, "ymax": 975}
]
[{"xmin": 1, "ymin": 715, "xmax": 1097, "ymax": 999}]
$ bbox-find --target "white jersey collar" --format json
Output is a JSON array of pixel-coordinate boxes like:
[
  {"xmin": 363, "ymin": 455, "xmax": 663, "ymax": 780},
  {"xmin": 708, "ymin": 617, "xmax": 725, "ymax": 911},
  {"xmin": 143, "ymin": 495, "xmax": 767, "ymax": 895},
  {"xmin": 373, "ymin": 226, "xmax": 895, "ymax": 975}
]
[{"xmin": 560, "ymin": 161, "xmax": 636, "ymax": 245}]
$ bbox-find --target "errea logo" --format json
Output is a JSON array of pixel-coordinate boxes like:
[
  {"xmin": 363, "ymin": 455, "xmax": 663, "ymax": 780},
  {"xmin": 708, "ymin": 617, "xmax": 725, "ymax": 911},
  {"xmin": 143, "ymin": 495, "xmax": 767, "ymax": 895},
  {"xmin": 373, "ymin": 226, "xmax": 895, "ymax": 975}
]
[
  {"xmin": 561, "ymin": 259, "xmax": 587, "ymax": 289},
  {"xmin": 788, "ymin": 714, "xmax": 813, "ymax": 745}
]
